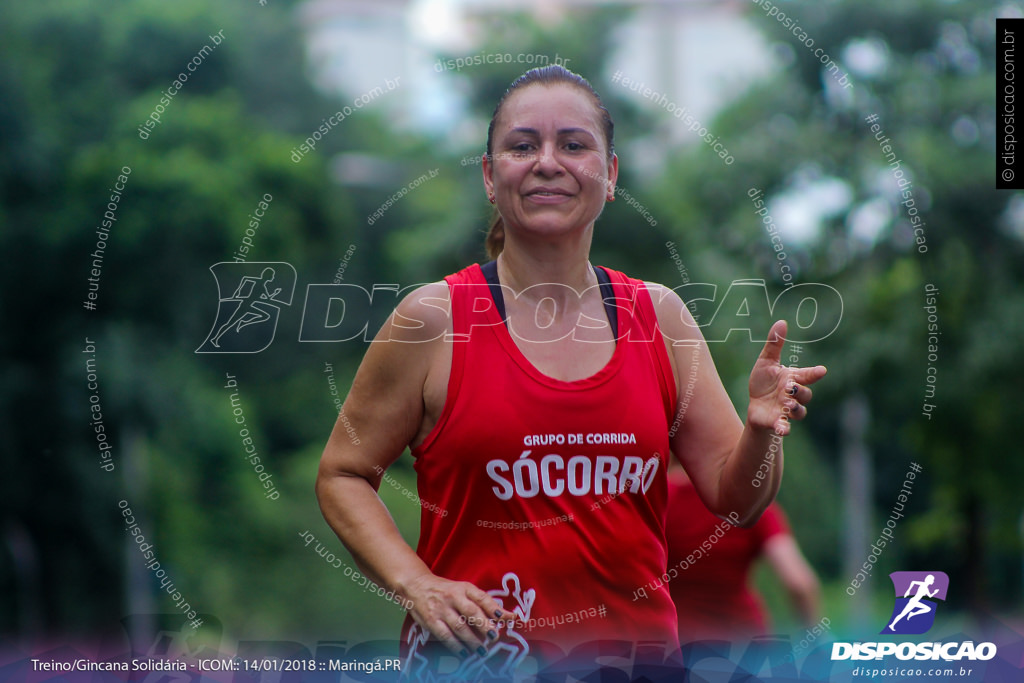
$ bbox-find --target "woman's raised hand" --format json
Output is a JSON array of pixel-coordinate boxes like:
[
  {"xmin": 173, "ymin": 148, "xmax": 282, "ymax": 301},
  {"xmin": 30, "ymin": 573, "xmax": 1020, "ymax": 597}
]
[{"xmin": 746, "ymin": 320, "xmax": 827, "ymax": 436}]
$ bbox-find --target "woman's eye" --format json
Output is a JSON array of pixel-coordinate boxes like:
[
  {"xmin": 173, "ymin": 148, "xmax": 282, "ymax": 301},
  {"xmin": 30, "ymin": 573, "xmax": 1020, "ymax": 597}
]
[
  {"xmin": 513, "ymin": 143, "xmax": 533, "ymax": 153},
  {"xmin": 565, "ymin": 142, "xmax": 584, "ymax": 152}
]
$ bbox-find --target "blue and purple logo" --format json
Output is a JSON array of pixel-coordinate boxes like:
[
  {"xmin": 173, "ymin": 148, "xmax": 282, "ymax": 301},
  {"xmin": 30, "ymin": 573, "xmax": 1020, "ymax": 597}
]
[{"xmin": 881, "ymin": 571, "xmax": 949, "ymax": 635}]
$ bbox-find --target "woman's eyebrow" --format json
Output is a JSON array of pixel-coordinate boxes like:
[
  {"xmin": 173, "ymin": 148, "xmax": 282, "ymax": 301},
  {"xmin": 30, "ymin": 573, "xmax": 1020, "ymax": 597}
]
[
  {"xmin": 505, "ymin": 127, "xmax": 596, "ymax": 137},
  {"xmin": 557, "ymin": 127, "xmax": 595, "ymax": 137}
]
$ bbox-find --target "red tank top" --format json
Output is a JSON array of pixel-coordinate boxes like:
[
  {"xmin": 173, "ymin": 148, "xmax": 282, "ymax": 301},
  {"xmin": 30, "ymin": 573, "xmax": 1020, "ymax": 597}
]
[
  {"xmin": 402, "ymin": 263, "xmax": 679, "ymax": 671},
  {"xmin": 666, "ymin": 472, "xmax": 790, "ymax": 641}
]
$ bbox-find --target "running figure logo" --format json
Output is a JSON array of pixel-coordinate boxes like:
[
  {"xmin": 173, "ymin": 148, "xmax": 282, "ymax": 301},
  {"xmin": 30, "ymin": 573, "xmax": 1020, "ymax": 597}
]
[
  {"xmin": 881, "ymin": 571, "xmax": 949, "ymax": 635},
  {"xmin": 196, "ymin": 262, "xmax": 296, "ymax": 353},
  {"xmin": 403, "ymin": 572, "xmax": 535, "ymax": 682}
]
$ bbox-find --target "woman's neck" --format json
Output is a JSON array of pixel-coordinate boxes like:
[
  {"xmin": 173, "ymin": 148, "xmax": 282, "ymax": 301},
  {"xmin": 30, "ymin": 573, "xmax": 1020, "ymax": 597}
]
[{"xmin": 496, "ymin": 230, "xmax": 597, "ymax": 302}]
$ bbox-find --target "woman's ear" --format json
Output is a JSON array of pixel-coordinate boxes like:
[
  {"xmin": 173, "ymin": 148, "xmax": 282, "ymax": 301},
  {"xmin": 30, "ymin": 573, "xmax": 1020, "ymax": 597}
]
[
  {"xmin": 606, "ymin": 153, "xmax": 619, "ymax": 200},
  {"xmin": 482, "ymin": 152, "xmax": 495, "ymax": 202}
]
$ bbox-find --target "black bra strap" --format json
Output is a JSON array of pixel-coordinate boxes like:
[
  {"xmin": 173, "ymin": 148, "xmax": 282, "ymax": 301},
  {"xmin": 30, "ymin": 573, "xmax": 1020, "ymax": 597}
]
[
  {"xmin": 479, "ymin": 259, "xmax": 506, "ymax": 321},
  {"xmin": 480, "ymin": 260, "xmax": 618, "ymax": 339},
  {"xmin": 594, "ymin": 265, "xmax": 618, "ymax": 340}
]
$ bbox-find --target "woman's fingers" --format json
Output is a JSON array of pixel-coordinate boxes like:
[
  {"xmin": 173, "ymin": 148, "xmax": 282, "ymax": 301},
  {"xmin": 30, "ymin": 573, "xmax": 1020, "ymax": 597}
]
[
  {"xmin": 407, "ymin": 576, "xmax": 511, "ymax": 657},
  {"xmin": 465, "ymin": 585, "xmax": 512, "ymax": 638},
  {"xmin": 756, "ymin": 368, "xmax": 823, "ymax": 434},
  {"xmin": 425, "ymin": 616, "xmax": 473, "ymax": 658},
  {"xmin": 793, "ymin": 365, "xmax": 828, "ymax": 387},
  {"xmin": 452, "ymin": 590, "xmax": 501, "ymax": 651},
  {"xmin": 449, "ymin": 606, "xmax": 489, "ymax": 655},
  {"xmin": 784, "ymin": 399, "xmax": 808, "ymax": 421},
  {"xmin": 787, "ymin": 382, "xmax": 812, "ymax": 405}
]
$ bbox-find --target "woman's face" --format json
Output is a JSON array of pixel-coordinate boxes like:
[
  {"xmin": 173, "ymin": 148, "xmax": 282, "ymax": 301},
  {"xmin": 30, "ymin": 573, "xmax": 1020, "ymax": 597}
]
[{"xmin": 483, "ymin": 83, "xmax": 617, "ymax": 244}]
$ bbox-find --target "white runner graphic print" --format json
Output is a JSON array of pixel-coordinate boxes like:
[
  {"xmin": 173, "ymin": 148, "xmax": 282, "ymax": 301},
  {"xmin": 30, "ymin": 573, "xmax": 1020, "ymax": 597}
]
[{"xmin": 403, "ymin": 572, "xmax": 536, "ymax": 682}]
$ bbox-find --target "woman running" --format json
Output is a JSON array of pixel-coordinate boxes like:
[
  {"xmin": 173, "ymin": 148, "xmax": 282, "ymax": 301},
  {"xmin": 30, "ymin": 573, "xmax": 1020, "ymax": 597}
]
[{"xmin": 315, "ymin": 65, "xmax": 827, "ymax": 674}]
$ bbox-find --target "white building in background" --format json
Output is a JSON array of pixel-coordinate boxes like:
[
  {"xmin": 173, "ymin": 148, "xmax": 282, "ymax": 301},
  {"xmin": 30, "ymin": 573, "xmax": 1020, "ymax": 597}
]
[{"xmin": 297, "ymin": 0, "xmax": 772, "ymax": 147}]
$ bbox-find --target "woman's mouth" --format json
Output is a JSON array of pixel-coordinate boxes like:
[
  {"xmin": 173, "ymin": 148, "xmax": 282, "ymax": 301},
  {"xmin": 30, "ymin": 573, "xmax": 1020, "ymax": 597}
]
[{"xmin": 524, "ymin": 188, "xmax": 573, "ymax": 203}]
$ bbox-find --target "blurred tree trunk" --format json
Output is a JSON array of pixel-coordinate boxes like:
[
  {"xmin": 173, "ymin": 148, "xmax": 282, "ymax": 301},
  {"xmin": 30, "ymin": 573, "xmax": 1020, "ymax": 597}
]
[
  {"xmin": 964, "ymin": 495, "xmax": 987, "ymax": 617},
  {"xmin": 841, "ymin": 393, "xmax": 871, "ymax": 628}
]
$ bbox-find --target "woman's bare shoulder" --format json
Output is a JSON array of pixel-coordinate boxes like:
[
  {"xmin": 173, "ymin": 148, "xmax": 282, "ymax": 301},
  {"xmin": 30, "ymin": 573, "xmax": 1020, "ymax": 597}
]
[
  {"xmin": 383, "ymin": 281, "xmax": 452, "ymax": 345},
  {"xmin": 643, "ymin": 280, "xmax": 703, "ymax": 345}
]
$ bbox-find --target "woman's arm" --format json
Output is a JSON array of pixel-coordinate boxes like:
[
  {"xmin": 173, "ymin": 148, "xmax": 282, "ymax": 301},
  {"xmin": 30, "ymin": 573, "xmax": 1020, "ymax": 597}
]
[
  {"xmin": 315, "ymin": 283, "xmax": 507, "ymax": 656},
  {"xmin": 648, "ymin": 284, "xmax": 826, "ymax": 526}
]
